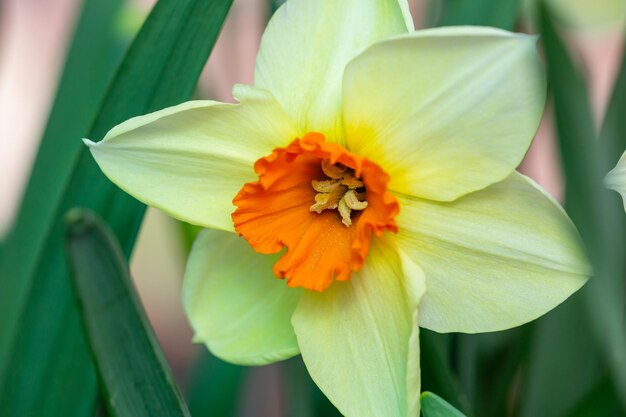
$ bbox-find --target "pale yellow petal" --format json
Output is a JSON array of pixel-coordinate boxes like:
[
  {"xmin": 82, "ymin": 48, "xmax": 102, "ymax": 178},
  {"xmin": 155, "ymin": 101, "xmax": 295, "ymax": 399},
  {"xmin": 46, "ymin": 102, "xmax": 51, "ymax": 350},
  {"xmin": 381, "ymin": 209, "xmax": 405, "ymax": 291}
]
[
  {"xmin": 255, "ymin": 0, "xmax": 410, "ymax": 144},
  {"xmin": 397, "ymin": 0, "xmax": 415, "ymax": 31},
  {"xmin": 86, "ymin": 86, "xmax": 296, "ymax": 232},
  {"xmin": 184, "ymin": 229, "xmax": 302, "ymax": 366},
  {"xmin": 394, "ymin": 172, "xmax": 589, "ymax": 333},
  {"xmin": 343, "ymin": 27, "xmax": 546, "ymax": 201},
  {"xmin": 292, "ymin": 238, "xmax": 425, "ymax": 417},
  {"xmin": 605, "ymin": 150, "xmax": 626, "ymax": 212}
]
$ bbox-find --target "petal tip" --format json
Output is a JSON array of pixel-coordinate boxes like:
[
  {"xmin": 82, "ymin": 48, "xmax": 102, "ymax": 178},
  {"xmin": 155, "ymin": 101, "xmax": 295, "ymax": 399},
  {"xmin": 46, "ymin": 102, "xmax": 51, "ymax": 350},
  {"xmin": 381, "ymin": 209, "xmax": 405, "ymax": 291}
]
[
  {"xmin": 604, "ymin": 169, "xmax": 620, "ymax": 190},
  {"xmin": 82, "ymin": 138, "xmax": 97, "ymax": 147}
]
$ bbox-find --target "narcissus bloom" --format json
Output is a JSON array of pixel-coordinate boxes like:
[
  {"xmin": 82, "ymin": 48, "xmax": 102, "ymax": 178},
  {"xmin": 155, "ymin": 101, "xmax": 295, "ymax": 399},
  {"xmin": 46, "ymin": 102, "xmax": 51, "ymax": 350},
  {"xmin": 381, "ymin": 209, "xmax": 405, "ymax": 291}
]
[{"xmin": 86, "ymin": 0, "xmax": 590, "ymax": 415}]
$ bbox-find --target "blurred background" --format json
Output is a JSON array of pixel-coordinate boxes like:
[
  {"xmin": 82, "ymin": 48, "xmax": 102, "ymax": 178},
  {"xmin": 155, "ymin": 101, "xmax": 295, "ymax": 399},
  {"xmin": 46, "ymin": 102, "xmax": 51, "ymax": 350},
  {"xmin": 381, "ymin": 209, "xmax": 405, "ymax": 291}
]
[{"xmin": 1, "ymin": 0, "xmax": 625, "ymax": 416}]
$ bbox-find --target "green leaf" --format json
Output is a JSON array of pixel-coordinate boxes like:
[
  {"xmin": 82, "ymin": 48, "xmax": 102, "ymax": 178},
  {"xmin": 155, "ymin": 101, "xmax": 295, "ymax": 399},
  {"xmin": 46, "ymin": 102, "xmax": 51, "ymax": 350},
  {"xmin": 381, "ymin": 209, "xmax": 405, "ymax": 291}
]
[
  {"xmin": 0, "ymin": 0, "xmax": 127, "ymax": 371},
  {"xmin": 459, "ymin": 327, "xmax": 531, "ymax": 416},
  {"xmin": 311, "ymin": 383, "xmax": 345, "ymax": 417},
  {"xmin": 420, "ymin": 330, "xmax": 471, "ymax": 415},
  {"xmin": 282, "ymin": 358, "xmax": 315, "ymax": 417},
  {"xmin": 0, "ymin": 1, "xmax": 126, "ymax": 414},
  {"xmin": 281, "ymin": 357, "xmax": 343, "ymax": 417},
  {"xmin": 519, "ymin": 296, "xmax": 602, "ymax": 417},
  {"xmin": 269, "ymin": 0, "xmax": 286, "ymax": 15},
  {"xmin": 596, "ymin": 14, "xmax": 626, "ymax": 412},
  {"xmin": 562, "ymin": 376, "xmax": 620, "ymax": 417},
  {"xmin": 525, "ymin": 1, "xmax": 626, "ymax": 413},
  {"xmin": 65, "ymin": 209, "xmax": 190, "ymax": 417},
  {"xmin": 431, "ymin": 0, "xmax": 521, "ymax": 29},
  {"xmin": 0, "ymin": 0, "xmax": 233, "ymax": 415},
  {"xmin": 186, "ymin": 351, "xmax": 247, "ymax": 417},
  {"xmin": 600, "ymin": 18, "xmax": 626, "ymax": 168},
  {"xmin": 421, "ymin": 392, "xmax": 466, "ymax": 417},
  {"xmin": 93, "ymin": 401, "xmax": 109, "ymax": 417}
]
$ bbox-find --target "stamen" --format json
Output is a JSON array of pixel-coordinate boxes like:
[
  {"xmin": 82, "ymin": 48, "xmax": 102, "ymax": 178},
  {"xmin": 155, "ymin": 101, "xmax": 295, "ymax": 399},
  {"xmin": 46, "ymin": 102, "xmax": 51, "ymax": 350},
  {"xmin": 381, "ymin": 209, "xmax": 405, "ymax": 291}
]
[
  {"xmin": 321, "ymin": 159, "xmax": 347, "ymax": 179},
  {"xmin": 310, "ymin": 160, "xmax": 368, "ymax": 227},
  {"xmin": 340, "ymin": 176, "xmax": 364, "ymax": 189},
  {"xmin": 338, "ymin": 198, "xmax": 352, "ymax": 227},
  {"xmin": 311, "ymin": 179, "xmax": 342, "ymax": 193},
  {"xmin": 310, "ymin": 186, "xmax": 347, "ymax": 213},
  {"xmin": 343, "ymin": 189, "xmax": 368, "ymax": 210}
]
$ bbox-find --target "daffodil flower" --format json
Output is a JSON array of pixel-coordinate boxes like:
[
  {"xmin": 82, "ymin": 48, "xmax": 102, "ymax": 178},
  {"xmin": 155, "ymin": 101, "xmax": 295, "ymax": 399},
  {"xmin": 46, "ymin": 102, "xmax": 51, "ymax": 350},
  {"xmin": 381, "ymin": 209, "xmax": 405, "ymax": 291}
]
[{"xmin": 85, "ymin": 0, "xmax": 590, "ymax": 415}]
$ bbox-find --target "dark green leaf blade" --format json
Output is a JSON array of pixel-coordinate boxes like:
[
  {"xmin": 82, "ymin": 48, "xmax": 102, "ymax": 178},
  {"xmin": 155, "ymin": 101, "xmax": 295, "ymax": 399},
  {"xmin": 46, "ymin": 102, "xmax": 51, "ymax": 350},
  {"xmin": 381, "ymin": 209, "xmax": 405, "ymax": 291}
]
[
  {"xmin": 0, "ymin": 0, "xmax": 126, "ymax": 374},
  {"xmin": 269, "ymin": 0, "xmax": 286, "ymax": 15},
  {"xmin": 530, "ymin": 1, "xmax": 626, "ymax": 412},
  {"xmin": 562, "ymin": 376, "xmax": 620, "ymax": 417},
  {"xmin": 520, "ymin": 296, "xmax": 602, "ymax": 417},
  {"xmin": 65, "ymin": 209, "xmax": 190, "ymax": 417},
  {"xmin": 0, "ymin": 0, "xmax": 233, "ymax": 415},
  {"xmin": 462, "ymin": 327, "xmax": 531, "ymax": 417},
  {"xmin": 421, "ymin": 392, "xmax": 467, "ymax": 417},
  {"xmin": 283, "ymin": 357, "xmax": 342, "ymax": 417},
  {"xmin": 432, "ymin": 0, "xmax": 521, "ymax": 30},
  {"xmin": 186, "ymin": 351, "xmax": 247, "ymax": 417},
  {"xmin": 0, "ymin": 1, "xmax": 126, "ymax": 414},
  {"xmin": 600, "ymin": 27, "xmax": 626, "ymax": 165},
  {"xmin": 420, "ymin": 330, "xmax": 471, "ymax": 415}
]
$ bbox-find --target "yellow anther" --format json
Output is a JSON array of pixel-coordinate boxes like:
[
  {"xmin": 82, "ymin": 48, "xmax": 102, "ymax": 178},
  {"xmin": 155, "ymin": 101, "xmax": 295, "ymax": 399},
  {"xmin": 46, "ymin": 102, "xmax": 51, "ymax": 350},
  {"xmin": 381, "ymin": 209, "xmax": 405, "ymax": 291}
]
[
  {"xmin": 310, "ymin": 186, "xmax": 346, "ymax": 213},
  {"xmin": 321, "ymin": 160, "xmax": 347, "ymax": 179},
  {"xmin": 338, "ymin": 198, "xmax": 352, "ymax": 227},
  {"xmin": 310, "ymin": 160, "xmax": 368, "ymax": 227},
  {"xmin": 343, "ymin": 189, "xmax": 368, "ymax": 210},
  {"xmin": 312, "ymin": 179, "xmax": 342, "ymax": 193},
  {"xmin": 340, "ymin": 176, "xmax": 363, "ymax": 189}
]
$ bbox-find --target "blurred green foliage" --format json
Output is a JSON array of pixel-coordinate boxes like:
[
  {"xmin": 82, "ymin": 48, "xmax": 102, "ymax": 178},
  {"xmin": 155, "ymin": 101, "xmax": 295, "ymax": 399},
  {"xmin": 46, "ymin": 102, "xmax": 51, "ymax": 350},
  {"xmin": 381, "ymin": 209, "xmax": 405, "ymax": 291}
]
[
  {"xmin": 65, "ymin": 209, "xmax": 191, "ymax": 417},
  {"xmin": 421, "ymin": 392, "xmax": 466, "ymax": 417},
  {"xmin": 0, "ymin": 0, "xmax": 232, "ymax": 415},
  {"xmin": 431, "ymin": 0, "xmax": 521, "ymax": 29},
  {"xmin": 535, "ymin": 1, "xmax": 626, "ymax": 413},
  {"xmin": 0, "ymin": 1, "xmax": 126, "ymax": 415}
]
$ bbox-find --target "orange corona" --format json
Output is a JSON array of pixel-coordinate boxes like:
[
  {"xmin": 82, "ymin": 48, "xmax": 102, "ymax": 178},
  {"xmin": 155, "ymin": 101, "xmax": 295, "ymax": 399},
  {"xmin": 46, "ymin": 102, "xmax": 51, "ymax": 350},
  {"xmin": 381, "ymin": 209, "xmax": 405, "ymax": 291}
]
[{"xmin": 232, "ymin": 132, "xmax": 399, "ymax": 291}]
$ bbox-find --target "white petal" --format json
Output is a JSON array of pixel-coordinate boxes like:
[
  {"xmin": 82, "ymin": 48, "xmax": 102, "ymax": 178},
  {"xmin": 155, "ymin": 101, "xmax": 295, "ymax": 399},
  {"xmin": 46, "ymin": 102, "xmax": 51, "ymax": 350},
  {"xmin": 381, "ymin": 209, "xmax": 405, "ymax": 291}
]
[
  {"xmin": 86, "ymin": 86, "xmax": 296, "ymax": 232},
  {"xmin": 255, "ymin": 0, "xmax": 410, "ymax": 144},
  {"xmin": 605, "ymin": 149, "xmax": 626, "ymax": 212},
  {"xmin": 343, "ymin": 27, "xmax": 546, "ymax": 201},
  {"xmin": 394, "ymin": 172, "xmax": 590, "ymax": 333},
  {"xmin": 184, "ymin": 229, "xmax": 302, "ymax": 365},
  {"xmin": 292, "ymin": 238, "xmax": 425, "ymax": 417}
]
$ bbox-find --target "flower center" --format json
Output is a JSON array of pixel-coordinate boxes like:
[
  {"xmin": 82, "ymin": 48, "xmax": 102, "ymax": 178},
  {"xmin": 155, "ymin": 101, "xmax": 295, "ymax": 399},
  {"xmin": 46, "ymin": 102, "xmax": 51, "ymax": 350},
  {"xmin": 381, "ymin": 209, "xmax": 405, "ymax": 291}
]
[
  {"xmin": 310, "ymin": 160, "xmax": 368, "ymax": 227},
  {"xmin": 232, "ymin": 132, "xmax": 398, "ymax": 292}
]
